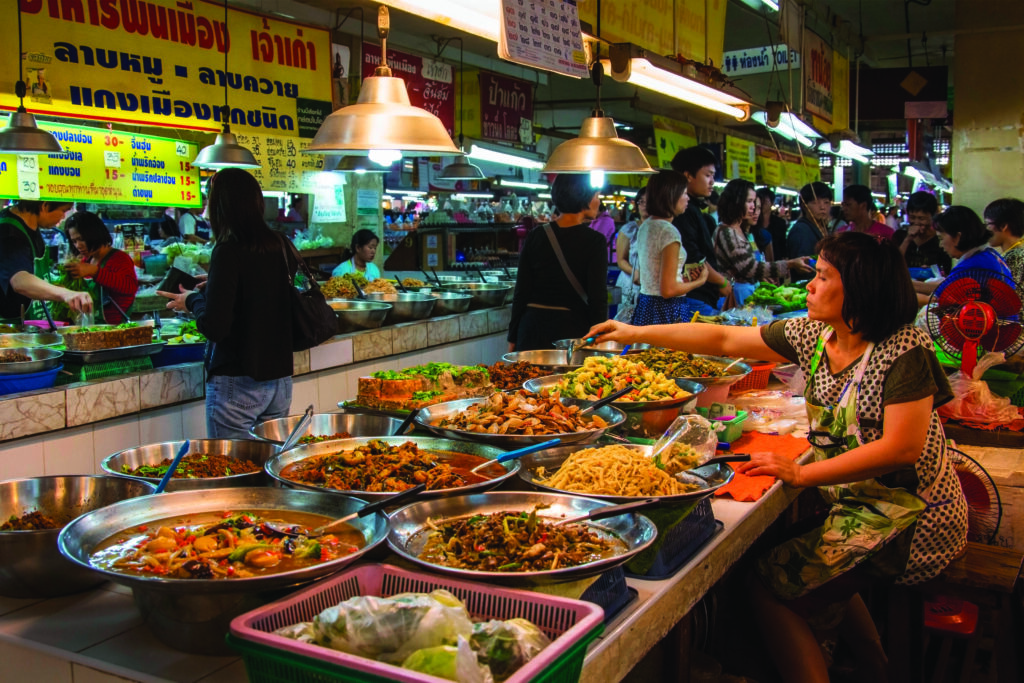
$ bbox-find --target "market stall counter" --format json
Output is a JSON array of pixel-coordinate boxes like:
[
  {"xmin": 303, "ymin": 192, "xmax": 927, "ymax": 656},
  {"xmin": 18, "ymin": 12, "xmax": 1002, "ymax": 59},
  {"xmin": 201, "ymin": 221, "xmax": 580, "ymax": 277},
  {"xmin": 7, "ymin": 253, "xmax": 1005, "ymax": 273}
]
[{"xmin": 0, "ymin": 457, "xmax": 807, "ymax": 683}]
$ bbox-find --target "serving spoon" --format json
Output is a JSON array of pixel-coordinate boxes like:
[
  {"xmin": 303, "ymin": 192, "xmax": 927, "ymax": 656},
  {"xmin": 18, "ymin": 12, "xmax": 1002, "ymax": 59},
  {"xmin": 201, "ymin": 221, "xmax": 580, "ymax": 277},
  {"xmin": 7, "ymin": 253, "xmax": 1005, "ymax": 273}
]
[
  {"xmin": 579, "ymin": 385, "xmax": 633, "ymax": 415},
  {"xmin": 392, "ymin": 408, "xmax": 421, "ymax": 436},
  {"xmin": 265, "ymin": 483, "xmax": 428, "ymax": 538},
  {"xmin": 278, "ymin": 405, "xmax": 314, "ymax": 453},
  {"xmin": 154, "ymin": 440, "xmax": 190, "ymax": 494},
  {"xmin": 469, "ymin": 438, "xmax": 561, "ymax": 474},
  {"xmin": 554, "ymin": 497, "xmax": 660, "ymax": 526}
]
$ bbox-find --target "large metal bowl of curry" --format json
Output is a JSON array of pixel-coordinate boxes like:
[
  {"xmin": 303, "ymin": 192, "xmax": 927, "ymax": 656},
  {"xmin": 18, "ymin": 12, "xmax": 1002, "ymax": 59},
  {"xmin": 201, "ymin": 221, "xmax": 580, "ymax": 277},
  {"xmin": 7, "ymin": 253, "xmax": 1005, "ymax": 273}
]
[{"xmin": 264, "ymin": 436, "xmax": 520, "ymax": 503}]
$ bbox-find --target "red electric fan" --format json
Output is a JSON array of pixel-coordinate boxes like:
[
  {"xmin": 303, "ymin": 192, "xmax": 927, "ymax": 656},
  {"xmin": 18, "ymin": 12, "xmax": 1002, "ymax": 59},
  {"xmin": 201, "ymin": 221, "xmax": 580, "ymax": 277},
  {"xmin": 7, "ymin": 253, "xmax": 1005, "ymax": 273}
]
[{"xmin": 927, "ymin": 268, "xmax": 1024, "ymax": 377}]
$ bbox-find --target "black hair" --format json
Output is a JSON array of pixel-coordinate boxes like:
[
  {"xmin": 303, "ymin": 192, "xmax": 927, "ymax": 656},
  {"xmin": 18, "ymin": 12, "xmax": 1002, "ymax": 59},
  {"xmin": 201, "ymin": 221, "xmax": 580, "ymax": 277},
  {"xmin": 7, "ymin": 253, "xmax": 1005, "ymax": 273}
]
[
  {"xmin": 906, "ymin": 191, "xmax": 938, "ymax": 217},
  {"xmin": 206, "ymin": 168, "xmax": 278, "ymax": 252},
  {"xmin": 984, "ymin": 198, "xmax": 1024, "ymax": 238},
  {"xmin": 670, "ymin": 145, "xmax": 717, "ymax": 177},
  {"xmin": 550, "ymin": 174, "xmax": 598, "ymax": 214},
  {"xmin": 817, "ymin": 232, "xmax": 917, "ymax": 343},
  {"xmin": 629, "ymin": 186, "xmax": 648, "ymax": 221},
  {"xmin": 707, "ymin": 190, "xmax": 720, "ymax": 206},
  {"xmin": 718, "ymin": 179, "xmax": 755, "ymax": 226},
  {"xmin": 843, "ymin": 184, "xmax": 875, "ymax": 213},
  {"xmin": 755, "ymin": 187, "xmax": 776, "ymax": 204},
  {"xmin": 65, "ymin": 211, "xmax": 112, "ymax": 252},
  {"xmin": 829, "ymin": 205, "xmax": 843, "ymax": 220},
  {"xmin": 934, "ymin": 205, "xmax": 990, "ymax": 252},
  {"xmin": 799, "ymin": 181, "xmax": 833, "ymax": 206},
  {"xmin": 159, "ymin": 214, "xmax": 181, "ymax": 238},
  {"xmin": 644, "ymin": 170, "xmax": 688, "ymax": 220},
  {"xmin": 351, "ymin": 228, "xmax": 379, "ymax": 252},
  {"xmin": 12, "ymin": 199, "xmax": 73, "ymax": 215}
]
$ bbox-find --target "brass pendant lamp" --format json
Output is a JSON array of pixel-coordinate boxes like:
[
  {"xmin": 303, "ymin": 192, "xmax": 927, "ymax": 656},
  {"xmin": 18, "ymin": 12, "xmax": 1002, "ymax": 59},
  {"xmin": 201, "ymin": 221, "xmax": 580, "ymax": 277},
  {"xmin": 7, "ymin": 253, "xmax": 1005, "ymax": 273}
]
[
  {"xmin": 543, "ymin": 57, "xmax": 654, "ymax": 176},
  {"xmin": 193, "ymin": 0, "xmax": 259, "ymax": 169},
  {"xmin": 0, "ymin": 2, "xmax": 63, "ymax": 155},
  {"xmin": 437, "ymin": 37, "xmax": 485, "ymax": 181},
  {"xmin": 306, "ymin": 6, "xmax": 461, "ymax": 158}
]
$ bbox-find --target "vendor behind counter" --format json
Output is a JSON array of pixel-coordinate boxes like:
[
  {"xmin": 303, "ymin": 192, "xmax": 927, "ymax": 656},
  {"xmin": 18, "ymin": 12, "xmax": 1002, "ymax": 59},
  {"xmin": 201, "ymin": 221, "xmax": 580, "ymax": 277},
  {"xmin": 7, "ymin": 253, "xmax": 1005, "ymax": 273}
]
[{"xmin": 62, "ymin": 211, "xmax": 138, "ymax": 324}]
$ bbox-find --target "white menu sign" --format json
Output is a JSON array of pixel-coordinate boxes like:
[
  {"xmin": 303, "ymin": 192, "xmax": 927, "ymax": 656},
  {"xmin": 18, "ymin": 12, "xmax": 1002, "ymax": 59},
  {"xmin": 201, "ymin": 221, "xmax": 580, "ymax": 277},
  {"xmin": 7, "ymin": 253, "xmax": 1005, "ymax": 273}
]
[{"xmin": 499, "ymin": 0, "xmax": 588, "ymax": 79}]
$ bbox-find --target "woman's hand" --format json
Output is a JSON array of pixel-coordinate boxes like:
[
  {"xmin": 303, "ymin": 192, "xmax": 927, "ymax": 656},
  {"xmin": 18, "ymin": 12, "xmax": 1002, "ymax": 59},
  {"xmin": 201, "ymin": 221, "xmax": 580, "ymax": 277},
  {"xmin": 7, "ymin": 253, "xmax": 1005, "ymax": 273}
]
[
  {"xmin": 63, "ymin": 261, "xmax": 98, "ymax": 279},
  {"xmin": 585, "ymin": 319, "xmax": 638, "ymax": 345},
  {"xmin": 737, "ymin": 452, "xmax": 806, "ymax": 487},
  {"xmin": 157, "ymin": 284, "xmax": 195, "ymax": 313},
  {"xmin": 61, "ymin": 290, "xmax": 93, "ymax": 313},
  {"xmin": 787, "ymin": 257, "xmax": 814, "ymax": 275}
]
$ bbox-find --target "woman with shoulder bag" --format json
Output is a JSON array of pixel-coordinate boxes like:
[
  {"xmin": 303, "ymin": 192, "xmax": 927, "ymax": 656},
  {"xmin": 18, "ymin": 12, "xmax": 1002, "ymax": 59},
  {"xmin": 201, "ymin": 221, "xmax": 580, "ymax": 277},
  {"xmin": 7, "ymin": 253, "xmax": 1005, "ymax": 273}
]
[
  {"xmin": 159, "ymin": 168, "xmax": 298, "ymax": 439},
  {"xmin": 507, "ymin": 174, "xmax": 608, "ymax": 351}
]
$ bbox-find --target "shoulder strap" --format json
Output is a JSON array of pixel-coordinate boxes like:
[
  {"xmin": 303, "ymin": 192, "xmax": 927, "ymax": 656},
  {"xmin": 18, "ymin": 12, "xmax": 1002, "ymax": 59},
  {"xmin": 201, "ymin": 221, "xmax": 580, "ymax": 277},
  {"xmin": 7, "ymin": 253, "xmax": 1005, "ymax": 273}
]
[
  {"xmin": 543, "ymin": 223, "xmax": 588, "ymax": 305},
  {"xmin": 1, "ymin": 214, "xmax": 41, "ymax": 259},
  {"xmin": 278, "ymin": 233, "xmax": 321, "ymax": 291}
]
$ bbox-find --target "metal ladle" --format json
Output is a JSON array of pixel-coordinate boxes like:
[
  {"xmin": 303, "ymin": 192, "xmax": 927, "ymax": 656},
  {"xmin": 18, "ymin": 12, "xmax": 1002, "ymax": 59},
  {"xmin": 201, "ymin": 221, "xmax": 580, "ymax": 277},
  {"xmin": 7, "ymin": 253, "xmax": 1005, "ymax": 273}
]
[
  {"xmin": 277, "ymin": 405, "xmax": 314, "ymax": 453},
  {"xmin": 265, "ymin": 482, "xmax": 427, "ymax": 538}
]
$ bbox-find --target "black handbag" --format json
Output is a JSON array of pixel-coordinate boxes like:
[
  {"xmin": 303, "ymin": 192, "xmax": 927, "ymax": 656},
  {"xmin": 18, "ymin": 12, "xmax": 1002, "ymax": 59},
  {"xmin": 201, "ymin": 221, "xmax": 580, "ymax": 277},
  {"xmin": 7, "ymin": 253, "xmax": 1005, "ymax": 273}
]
[{"xmin": 278, "ymin": 235, "xmax": 337, "ymax": 351}]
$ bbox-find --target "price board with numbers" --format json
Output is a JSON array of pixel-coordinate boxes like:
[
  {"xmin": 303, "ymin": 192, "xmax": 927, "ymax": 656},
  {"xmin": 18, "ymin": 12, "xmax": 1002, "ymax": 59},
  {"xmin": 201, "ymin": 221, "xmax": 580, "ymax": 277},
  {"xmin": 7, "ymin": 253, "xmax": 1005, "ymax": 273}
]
[
  {"xmin": 233, "ymin": 132, "xmax": 325, "ymax": 193},
  {"xmin": 0, "ymin": 117, "xmax": 200, "ymax": 207}
]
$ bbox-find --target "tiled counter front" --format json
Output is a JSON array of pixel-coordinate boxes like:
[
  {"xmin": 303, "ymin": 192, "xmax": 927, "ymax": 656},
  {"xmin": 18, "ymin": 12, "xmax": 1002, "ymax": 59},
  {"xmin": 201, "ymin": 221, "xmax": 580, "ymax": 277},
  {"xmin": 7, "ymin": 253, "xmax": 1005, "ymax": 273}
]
[{"xmin": 0, "ymin": 308, "xmax": 510, "ymax": 482}]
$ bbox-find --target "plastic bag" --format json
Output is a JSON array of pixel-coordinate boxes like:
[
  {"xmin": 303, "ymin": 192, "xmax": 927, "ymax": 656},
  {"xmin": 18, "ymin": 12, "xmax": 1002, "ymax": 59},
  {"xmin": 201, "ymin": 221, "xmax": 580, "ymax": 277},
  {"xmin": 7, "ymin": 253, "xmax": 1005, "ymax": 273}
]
[
  {"xmin": 731, "ymin": 390, "xmax": 809, "ymax": 437},
  {"xmin": 649, "ymin": 414, "xmax": 718, "ymax": 473},
  {"xmin": 401, "ymin": 636, "xmax": 493, "ymax": 683},
  {"xmin": 939, "ymin": 352, "xmax": 1021, "ymax": 425},
  {"xmin": 471, "ymin": 618, "xmax": 551, "ymax": 681}
]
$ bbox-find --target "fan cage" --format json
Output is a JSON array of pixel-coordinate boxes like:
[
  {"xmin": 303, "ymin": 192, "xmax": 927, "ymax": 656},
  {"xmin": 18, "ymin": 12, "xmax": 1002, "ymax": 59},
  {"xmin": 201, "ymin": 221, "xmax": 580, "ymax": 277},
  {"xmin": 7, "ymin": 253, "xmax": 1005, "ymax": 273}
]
[
  {"xmin": 926, "ymin": 268, "xmax": 1024, "ymax": 361},
  {"xmin": 947, "ymin": 448, "xmax": 1001, "ymax": 544}
]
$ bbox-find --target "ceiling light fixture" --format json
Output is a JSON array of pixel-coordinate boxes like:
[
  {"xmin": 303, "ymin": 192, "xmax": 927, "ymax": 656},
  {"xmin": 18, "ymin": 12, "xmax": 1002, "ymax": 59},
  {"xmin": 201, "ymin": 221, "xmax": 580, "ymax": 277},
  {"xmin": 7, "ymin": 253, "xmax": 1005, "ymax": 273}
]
[
  {"xmin": 437, "ymin": 37, "xmax": 486, "ymax": 181},
  {"xmin": 751, "ymin": 109, "xmax": 822, "ymax": 147},
  {"xmin": 604, "ymin": 45, "xmax": 751, "ymax": 121},
  {"xmin": 0, "ymin": 2, "xmax": 63, "ymax": 154},
  {"xmin": 494, "ymin": 179, "xmax": 549, "ymax": 190},
  {"xmin": 377, "ymin": 0, "xmax": 500, "ymax": 42},
  {"xmin": 543, "ymin": 53, "xmax": 656, "ymax": 175},
  {"xmin": 467, "ymin": 143, "xmax": 545, "ymax": 170},
  {"xmin": 759, "ymin": 0, "xmax": 780, "ymax": 11},
  {"xmin": 334, "ymin": 156, "xmax": 391, "ymax": 174},
  {"xmin": 193, "ymin": 0, "xmax": 259, "ymax": 168},
  {"xmin": 819, "ymin": 138, "xmax": 874, "ymax": 164},
  {"xmin": 305, "ymin": 6, "xmax": 461, "ymax": 158}
]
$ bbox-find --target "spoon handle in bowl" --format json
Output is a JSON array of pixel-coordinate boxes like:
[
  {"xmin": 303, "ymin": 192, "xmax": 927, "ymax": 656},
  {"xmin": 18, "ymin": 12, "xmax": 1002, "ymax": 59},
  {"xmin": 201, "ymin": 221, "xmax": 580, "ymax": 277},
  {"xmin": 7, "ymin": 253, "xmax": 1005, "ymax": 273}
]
[
  {"xmin": 318, "ymin": 482, "xmax": 428, "ymax": 532},
  {"xmin": 580, "ymin": 385, "xmax": 633, "ymax": 414},
  {"xmin": 556, "ymin": 498, "xmax": 659, "ymax": 526},
  {"xmin": 393, "ymin": 408, "xmax": 421, "ymax": 436},
  {"xmin": 279, "ymin": 405, "xmax": 314, "ymax": 452},
  {"xmin": 155, "ymin": 440, "xmax": 190, "ymax": 494}
]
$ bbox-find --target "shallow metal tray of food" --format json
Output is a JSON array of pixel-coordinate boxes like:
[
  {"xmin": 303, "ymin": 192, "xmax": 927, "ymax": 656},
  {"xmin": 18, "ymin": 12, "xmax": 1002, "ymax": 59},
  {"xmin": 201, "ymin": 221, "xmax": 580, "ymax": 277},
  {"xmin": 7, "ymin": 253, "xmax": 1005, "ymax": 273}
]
[
  {"xmin": 250, "ymin": 412, "xmax": 406, "ymax": 446},
  {"xmin": 625, "ymin": 350, "xmax": 752, "ymax": 387},
  {"xmin": 0, "ymin": 347, "xmax": 64, "ymax": 374},
  {"xmin": 265, "ymin": 435, "xmax": 519, "ymax": 503},
  {"xmin": 102, "ymin": 439, "xmax": 278, "ymax": 491},
  {"xmin": 517, "ymin": 443, "xmax": 736, "ymax": 504},
  {"xmin": 523, "ymin": 374, "xmax": 704, "ymax": 438},
  {"xmin": 0, "ymin": 475, "xmax": 155, "ymax": 599},
  {"xmin": 0, "ymin": 332, "xmax": 63, "ymax": 349},
  {"xmin": 414, "ymin": 395, "xmax": 627, "ymax": 448},
  {"xmin": 57, "ymin": 487, "xmax": 388, "ymax": 655},
  {"xmin": 438, "ymin": 282, "xmax": 512, "ymax": 309},
  {"xmin": 61, "ymin": 341, "xmax": 166, "ymax": 364},
  {"xmin": 387, "ymin": 490, "xmax": 657, "ymax": 586},
  {"xmin": 501, "ymin": 349, "xmax": 581, "ymax": 374}
]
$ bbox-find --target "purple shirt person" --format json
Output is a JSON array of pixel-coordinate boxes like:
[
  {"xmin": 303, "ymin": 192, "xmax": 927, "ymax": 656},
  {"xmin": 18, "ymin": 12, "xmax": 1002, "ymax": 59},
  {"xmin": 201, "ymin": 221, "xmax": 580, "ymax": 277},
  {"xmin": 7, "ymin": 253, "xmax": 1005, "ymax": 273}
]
[{"xmin": 589, "ymin": 210, "xmax": 616, "ymax": 263}]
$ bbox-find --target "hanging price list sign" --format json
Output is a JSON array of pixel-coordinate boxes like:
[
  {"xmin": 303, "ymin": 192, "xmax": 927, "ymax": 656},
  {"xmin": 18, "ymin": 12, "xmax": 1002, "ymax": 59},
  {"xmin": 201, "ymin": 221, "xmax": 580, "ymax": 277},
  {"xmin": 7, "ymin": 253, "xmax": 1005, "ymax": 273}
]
[
  {"xmin": 499, "ymin": 0, "xmax": 588, "ymax": 79},
  {"xmin": 234, "ymin": 132, "xmax": 325, "ymax": 193}
]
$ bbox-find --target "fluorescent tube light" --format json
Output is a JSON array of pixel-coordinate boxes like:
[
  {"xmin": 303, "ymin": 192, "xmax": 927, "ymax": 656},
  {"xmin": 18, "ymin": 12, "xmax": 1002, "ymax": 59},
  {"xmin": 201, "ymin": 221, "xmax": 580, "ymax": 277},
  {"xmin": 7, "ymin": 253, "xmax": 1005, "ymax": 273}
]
[
  {"xmin": 752, "ymin": 111, "xmax": 823, "ymax": 147},
  {"xmin": 377, "ymin": 0, "xmax": 501, "ymax": 42},
  {"xmin": 467, "ymin": 144, "xmax": 545, "ymax": 170},
  {"xmin": 760, "ymin": 0, "xmax": 780, "ymax": 11},
  {"xmin": 453, "ymin": 192, "xmax": 495, "ymax": 199},
  {"xmin": 774, "ymin": 187, "xmax": 801, "ymax": 197},
  {"xmin": 603, "ymin": 57, "xmax": 749, "ymax": 120},
  {"xmin": 819, "ymin": 139, "xmax": 873, "ymax": 164},
  {"xmin": 494, "ymin": 179, "xmax": 549, "ymax": 190}
]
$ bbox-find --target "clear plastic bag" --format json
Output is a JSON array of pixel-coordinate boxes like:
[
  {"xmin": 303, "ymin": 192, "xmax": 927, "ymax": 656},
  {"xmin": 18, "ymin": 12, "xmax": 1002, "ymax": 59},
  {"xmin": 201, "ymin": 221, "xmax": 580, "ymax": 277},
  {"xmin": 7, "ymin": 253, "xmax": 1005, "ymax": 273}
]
[
  {"xmin": 938, "ymin": 352, "xmax": 1021, "ymax": 425},
  {"xmin": 401, "ymin": 636, "xmax": 493, "ymax": 683},
  {"xmin": 649, "ymin": 414, "xmax": 719, "ymax": 473},
  {"xmin": 471, "ymin": 618, "xmax": 551, "ymax": 681}
]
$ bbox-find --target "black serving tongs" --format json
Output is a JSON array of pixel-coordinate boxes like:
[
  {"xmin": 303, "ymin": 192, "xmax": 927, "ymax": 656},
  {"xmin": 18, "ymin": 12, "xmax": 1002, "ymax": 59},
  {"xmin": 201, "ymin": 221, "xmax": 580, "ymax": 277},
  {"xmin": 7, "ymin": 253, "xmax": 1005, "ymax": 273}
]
[
  {"xmin": 264, "ymin": 483, "xmax": 428, "ymax": 538},
  {"xmin": 554, "ymin": 498, "xmax": 660, "ymax": 526}
]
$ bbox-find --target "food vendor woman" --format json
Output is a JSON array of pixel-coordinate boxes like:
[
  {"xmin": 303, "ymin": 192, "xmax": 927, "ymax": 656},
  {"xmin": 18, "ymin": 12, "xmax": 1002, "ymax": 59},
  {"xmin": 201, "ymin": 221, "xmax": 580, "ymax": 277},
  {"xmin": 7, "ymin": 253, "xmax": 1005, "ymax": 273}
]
[
  {"xmin": 63, "ymin": 211, "xmax": 138, "ymax": 324},
  {"xmin": 0, "ymin": 199, "xmax": 93, "ymax": 324},
  {"xmin": 331, "ymin": 229, "xmax": 380, "ymax": 280},
  {"xmin": 587, "ymin": 231, "xmax": 968, "ymax": 682}
]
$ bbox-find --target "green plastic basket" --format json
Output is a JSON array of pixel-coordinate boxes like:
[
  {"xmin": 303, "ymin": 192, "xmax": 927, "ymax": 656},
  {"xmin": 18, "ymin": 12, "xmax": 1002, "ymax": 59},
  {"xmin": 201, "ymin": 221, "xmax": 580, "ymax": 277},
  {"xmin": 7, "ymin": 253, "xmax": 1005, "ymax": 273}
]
[{"xmin": 58, "ymin": 357, "xmax": 153, "ymax": 383}]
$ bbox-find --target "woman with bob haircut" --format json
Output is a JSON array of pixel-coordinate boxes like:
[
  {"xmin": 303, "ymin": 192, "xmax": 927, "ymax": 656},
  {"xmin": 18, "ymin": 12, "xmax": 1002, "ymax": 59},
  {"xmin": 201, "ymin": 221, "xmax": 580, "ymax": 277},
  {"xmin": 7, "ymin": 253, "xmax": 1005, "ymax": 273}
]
[
  {"xmin": 63, "ymin": 210, "xmax": 137, "ymax": 323},
  {"xmin": 713, "ymin": 179, "xmax": 811, "ymax": 305},
  {"xmin": 584, "ymin": 231, "xmax": 968, "ymax": 682},
  {"xmin": 507, "ymin": 174, "xmax": 608, "ymax": 350},
  {"xmin": 630, "ymin": 170, "xmax": 709, "ymax": 325},
  {"xmin": 159, "ymin": 168, "xmax": 299, "ymax": 439}
]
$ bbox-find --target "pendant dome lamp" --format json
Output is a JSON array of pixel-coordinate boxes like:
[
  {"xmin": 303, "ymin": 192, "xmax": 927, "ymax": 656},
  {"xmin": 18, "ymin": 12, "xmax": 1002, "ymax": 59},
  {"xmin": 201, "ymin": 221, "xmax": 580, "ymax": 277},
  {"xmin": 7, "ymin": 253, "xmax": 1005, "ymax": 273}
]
[
  {"xmin": 305, "ymin": 6, "xmax": 461, "ymax": 159},
  {"xmin": 0, "ymin": 2, "xmax": 63, "ymax": 155},
  {"xmin": 437, "ymin": 38, "xmax": 485, "ymax": 181},
  {"xmin": 543, "ymin": 54, "xmax": 654, "ymax": 176},
  {"xmin": 193, "ymin": 0, "xmax": 259, "ymax": 169}
]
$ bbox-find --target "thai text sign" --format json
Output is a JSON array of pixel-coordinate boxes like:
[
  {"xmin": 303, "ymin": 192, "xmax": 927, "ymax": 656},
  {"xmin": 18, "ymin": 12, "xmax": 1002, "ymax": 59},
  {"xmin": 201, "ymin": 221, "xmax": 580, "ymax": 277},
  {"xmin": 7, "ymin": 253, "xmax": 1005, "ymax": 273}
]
[
  {"xmin": 4, "ymin": 0, "xmax": 332, "ymax": 136},
  {"xmin": 362, "ymin": 43, "xmax": 455, "ymax": 139},
  {"xmin": 653, "ymin": 116, "xmax": 698, "ymax": 169},
  {"xmin": 499, "ymin": 0, "xmax": 588, "ymax": 79},
  {"xmin": 479, "ymin": 72, "xmax": 535, "ymax": 144},
  {"xmin": 233, "ymin": 132, "xmax": 326, "ymax": 194},
  {"xmin": 725, "ymin": 136, "xmax": 756, "ymax": 182},
  {"xmin": 722, "ymin": 44, "xmax": 800, "ymax": 77},
  {"xmin": 804, "ymin": 30, "xmax": 833, "ymax": 123},
  {"xmin": 0, "ymin": 117, "xmax": 200, "ymax": 206}
]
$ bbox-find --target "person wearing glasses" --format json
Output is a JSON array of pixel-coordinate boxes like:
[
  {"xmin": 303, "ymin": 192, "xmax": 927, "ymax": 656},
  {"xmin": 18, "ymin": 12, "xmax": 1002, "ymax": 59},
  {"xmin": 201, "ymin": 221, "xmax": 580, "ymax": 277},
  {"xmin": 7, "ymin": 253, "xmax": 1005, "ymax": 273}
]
[{"xmin": 584, "ymin": 231, "xmax": 968, "ymax": 683}]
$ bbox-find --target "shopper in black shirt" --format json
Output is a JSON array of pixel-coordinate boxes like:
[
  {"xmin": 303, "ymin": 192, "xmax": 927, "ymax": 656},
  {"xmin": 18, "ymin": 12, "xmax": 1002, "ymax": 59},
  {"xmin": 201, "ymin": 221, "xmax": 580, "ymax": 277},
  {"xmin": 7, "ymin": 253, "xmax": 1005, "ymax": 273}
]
[
  {"xmin": 508, "ymin": 174, "xmax": 607, "ymax": 351},
  {"xmin": 670, "ymin": 146, "xmax": 731, "ymax": 313},
  {"xmin": 893, "ymin": 191, "xmax": 951, "ymax": 274},
  {"xmin": 786, "ymin": 182, "xmax": 833, "ymax": 258}
]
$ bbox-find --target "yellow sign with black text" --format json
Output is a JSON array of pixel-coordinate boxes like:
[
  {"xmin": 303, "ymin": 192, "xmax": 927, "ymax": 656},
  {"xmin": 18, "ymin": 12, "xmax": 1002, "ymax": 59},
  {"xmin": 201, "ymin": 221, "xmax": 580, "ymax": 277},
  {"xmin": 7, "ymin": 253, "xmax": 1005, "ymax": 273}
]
[
  {"xmin": 232, "ymin": 132, "xmax": 326, "ymax": 194},
  {"xmin": 3, "ymin": 0, "xmax": 332, "ymax": 137},
  {"xmin": 0, "ymin": 118, "xmax": 200, "ymax": 207},
  {"xmin": 725, "ymin": 136, "xmax": 756, "ymax": 182},
  {"xmin": 653, "ymin": 116, "xmax": 698, "ymax": 169}
]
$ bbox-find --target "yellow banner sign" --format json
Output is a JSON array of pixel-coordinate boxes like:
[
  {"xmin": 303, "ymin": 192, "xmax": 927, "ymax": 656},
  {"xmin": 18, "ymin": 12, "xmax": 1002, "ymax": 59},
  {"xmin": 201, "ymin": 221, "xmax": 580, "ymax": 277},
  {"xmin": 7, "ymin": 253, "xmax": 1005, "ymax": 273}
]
[
  {"xmin": 0, "ymin": 117, "xmax": 200, "ymax": 206},
  {"xmin": 653, "ymin": 116, "xmax": 698, "ymax": 169},
  {"xmin": 756, "ymin": 145, "xmax": 782, "ymax": 187},
  {"xmin": 232, "ymin": 132, "xmax": 325, "ymax": 194},
  {"xmin": 725, "ymin": 136, "xmax": 756, "ymax": 182},
  {"xmin": 4, "ymin": 0, "xmax": 333, "ymax": 137},
  {"xmin": 803, "ymin": 157, "xmax": 821, "ymax": 186}
]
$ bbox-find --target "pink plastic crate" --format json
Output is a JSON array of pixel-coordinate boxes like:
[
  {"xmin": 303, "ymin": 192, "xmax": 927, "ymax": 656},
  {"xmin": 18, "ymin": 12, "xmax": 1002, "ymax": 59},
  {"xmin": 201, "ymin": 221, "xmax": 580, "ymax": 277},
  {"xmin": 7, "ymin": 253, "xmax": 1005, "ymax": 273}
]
[{"xmin": 229, "ymin": 563, "xmax": 606, "ymax": 683}]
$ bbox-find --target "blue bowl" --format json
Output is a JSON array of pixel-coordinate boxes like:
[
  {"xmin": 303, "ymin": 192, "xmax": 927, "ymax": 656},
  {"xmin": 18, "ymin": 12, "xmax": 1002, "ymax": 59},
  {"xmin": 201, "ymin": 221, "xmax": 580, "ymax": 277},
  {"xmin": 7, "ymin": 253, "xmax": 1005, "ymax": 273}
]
[
  {"xmin": 0, "ymin": 365, "xmax": 62, "ymax": 396},
  {"xmin": 152, "ymin": 342, "xmax": 205, "ymax": 368}
]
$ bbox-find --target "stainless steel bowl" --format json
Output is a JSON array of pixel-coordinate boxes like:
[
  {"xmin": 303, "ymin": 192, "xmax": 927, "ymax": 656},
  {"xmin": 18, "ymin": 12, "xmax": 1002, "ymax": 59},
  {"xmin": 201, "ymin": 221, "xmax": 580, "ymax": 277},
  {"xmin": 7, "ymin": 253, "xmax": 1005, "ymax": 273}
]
[
  {"xmin": 0, "ymin": 332, "xmax": 63, "ymax": 348},
  {"xmin": 328, "ymin": 299, "xmax": 391, "ymax": 333},
  {"xmin": 625, "ymin": 350, "xmax": 752, "ymax": 387},
  {"xmin": 493, "ymin": 279, "xmax": 516, "ymax": 303},
  {"xmin": 265, "ymin": 436, "xmax": 519, "ymax": 502},
  {"xmin": 436, "ymin": 275, "xmax": 479, "ymax": 284},
  {"xmin": 552, "ymin": 339, "xmax": 625, "ymax": 364},
  {"xmin": 102, "ymin": 439, "xmax": 279, "ymax": 491},
  {"xmin": 0, "ymin": 347, "xmax": 64, "ymax": 374},
  {"xmin": 501, "ymin": 350, "xmax": 579, "ymax": 373},
  {"xmin": 0, "ymin": 475, "xmax": 155, "ymax": 598},
  {"xmin": 524, "ymin": 374, "xmax": 704, "ymax": 438},
  {"xmin": 438, "ymin": 282, "xmax": 512, "ymax": 309},
  {"xmin": 413, "ymin": 395, "xmax": 627, "ymax": 448},
  {"xmin": 57, "ymin": 487, "xmax": 389, "ymax": 654},
  {"xmin": 363, "ymin": 292, "xmax": 436, "ymax": 324},
  {"xmin": 250, "ymin": 412, "xmax": 406, "ymax": 446},
  {"xmin": 430, "ymin": 291, "xmax": 473, "ymax": 315},
  {"xmin": 387, "ymin": 491, "xmax": 657, "ymax": 586}
]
